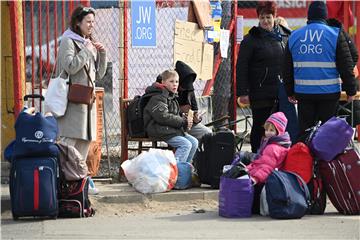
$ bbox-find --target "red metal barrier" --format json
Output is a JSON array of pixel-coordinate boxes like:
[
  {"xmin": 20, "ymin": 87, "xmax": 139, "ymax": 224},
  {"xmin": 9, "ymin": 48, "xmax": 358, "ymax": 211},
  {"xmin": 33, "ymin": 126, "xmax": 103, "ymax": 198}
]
[
  {"xmin": 123, "ymin": 1, "xmax": 129, "ymax": 99},
  {"xmin": 357, "ymin": 2, "xmax": 360, "ymax": 72},
  {"xmin": 232, "ymin": 0, "xmax": 238, "ymax": 130},
  {"xmin": 9, "ymin": 2, "xmax": 22, "ymax": 117}
]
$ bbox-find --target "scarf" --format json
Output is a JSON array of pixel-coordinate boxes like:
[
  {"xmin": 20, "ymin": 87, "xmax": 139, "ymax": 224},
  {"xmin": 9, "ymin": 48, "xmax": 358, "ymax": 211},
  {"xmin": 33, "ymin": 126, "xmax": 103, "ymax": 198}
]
[
  {"xmin": 62, "ymin": 28, "xmax": 97, "ymax": 61},
  {"xmin": 254, "ymin": 132, "xmax": 291, "ymax": 160},
  {"xmin": 62, "ymin": 28, "xmax": 85, "ymax": 43}
]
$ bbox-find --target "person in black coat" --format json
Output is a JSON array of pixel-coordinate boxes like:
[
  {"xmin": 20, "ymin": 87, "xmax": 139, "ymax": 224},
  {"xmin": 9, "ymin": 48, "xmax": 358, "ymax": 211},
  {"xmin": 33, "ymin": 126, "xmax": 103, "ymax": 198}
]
[
  {"xmin": 236, "ymin": 1, "xmax": 295, "ymax": 152},
  {"xmin": 327, "ymin": 18, "xmax": 360, "ymax": 127}
]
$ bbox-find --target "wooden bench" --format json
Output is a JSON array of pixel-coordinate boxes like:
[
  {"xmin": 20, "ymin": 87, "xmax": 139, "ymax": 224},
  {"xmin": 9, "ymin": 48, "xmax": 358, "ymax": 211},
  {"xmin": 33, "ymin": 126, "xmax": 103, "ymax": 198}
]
[{"xmin": 120, "ymin": 98, "xmax": 171, "ymax": 163}]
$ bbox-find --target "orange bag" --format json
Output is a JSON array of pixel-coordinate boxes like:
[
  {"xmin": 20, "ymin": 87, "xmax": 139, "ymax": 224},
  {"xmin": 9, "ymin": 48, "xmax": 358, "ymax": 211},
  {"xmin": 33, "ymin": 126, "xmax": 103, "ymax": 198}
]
[{"xmin": 86, "ymin": 141, "xmax": 101, "ymax": 177}]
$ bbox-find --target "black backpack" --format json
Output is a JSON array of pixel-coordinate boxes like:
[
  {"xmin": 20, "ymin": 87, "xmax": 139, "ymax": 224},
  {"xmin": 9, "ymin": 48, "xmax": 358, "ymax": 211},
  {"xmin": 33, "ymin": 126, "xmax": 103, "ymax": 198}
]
[{"xmin": 127, "ymin": 95, "xmax": 153, "ymax": 138}]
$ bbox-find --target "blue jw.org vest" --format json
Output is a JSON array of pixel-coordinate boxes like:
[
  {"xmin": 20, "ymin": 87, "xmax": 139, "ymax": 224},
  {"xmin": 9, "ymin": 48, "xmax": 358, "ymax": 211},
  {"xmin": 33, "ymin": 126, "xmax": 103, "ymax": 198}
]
[{"xmin": 288, "ymin": 22, "xmax": 341, "ymax": 94}]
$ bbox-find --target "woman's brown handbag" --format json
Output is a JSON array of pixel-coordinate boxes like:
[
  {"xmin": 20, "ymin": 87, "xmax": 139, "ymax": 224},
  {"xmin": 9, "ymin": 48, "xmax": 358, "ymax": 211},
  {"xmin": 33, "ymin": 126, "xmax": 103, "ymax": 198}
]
[
  {"xmin": 68, "ymin": 84, "xmax": 94, "ymax": 105},
  {"xmin": 68, "ymin": 64, "xmax": 94, "ymax": 105}
]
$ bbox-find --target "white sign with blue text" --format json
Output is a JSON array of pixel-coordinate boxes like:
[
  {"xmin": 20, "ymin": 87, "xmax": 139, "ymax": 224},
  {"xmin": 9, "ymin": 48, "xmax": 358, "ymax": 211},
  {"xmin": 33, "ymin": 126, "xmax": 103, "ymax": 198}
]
[{"xmin": 131, "ymin": 0, "xmax": 156, "ymax": 48}]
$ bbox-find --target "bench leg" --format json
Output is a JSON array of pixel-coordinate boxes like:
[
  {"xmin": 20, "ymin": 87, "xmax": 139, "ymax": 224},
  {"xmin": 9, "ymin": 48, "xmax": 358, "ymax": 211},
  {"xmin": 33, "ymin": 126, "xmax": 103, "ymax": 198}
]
[{"xmin": 139, "ymin": 141, "xmax": 143, "ymax": 154}]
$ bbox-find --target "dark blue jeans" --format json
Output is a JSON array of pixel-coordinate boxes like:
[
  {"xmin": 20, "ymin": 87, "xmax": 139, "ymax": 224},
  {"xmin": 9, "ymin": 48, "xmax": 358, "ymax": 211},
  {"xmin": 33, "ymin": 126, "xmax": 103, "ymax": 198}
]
[{"xmin": 278, "ymin": 82, "xmax": 299, "ymax": 143}]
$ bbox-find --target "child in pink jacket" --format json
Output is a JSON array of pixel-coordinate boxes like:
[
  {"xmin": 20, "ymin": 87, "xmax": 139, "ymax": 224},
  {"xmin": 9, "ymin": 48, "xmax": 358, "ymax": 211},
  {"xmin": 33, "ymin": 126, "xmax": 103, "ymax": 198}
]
[{"xmin": 236, "ymin": 112, "xmax": 291, "ymax": 184}]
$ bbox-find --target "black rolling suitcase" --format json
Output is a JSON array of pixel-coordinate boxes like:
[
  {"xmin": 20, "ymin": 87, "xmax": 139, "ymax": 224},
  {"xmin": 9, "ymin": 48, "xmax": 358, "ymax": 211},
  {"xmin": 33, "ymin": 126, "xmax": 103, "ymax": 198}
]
[
  {"xmin": 194, "ymin": 129, "xmax": 235, "ymax": 189},
  {"xmin": 9, "ymin": 94, "xmax": 59, "ymax": 220}
]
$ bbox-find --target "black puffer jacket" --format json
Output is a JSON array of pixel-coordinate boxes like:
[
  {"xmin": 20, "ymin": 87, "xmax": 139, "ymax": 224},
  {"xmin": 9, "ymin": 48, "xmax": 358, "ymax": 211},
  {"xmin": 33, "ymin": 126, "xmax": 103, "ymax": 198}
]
[
  {"xmin": 283, "ymin": 21, "xmax": 357, "ymax": 99},
  {"xmin": 236, "ymin": 24, "xmax": 291, "ymax": 105},
  {"xmin": 143, "ymin": 83, "xmax": 186, "ymax": 141},
  {"xmin": 175, "ymin": 60, "xmax": 199, "ymax": 111},
  {"xmin": 327, "ymin": 18, "xmax": 358, "ymax": 66}
]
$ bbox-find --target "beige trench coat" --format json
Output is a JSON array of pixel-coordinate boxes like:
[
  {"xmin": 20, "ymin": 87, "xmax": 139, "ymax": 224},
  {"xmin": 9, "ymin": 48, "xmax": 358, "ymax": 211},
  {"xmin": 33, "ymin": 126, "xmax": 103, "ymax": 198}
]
[{"xmin": 56, "ymin": 37, "xmax": 107, "ymax": 141}]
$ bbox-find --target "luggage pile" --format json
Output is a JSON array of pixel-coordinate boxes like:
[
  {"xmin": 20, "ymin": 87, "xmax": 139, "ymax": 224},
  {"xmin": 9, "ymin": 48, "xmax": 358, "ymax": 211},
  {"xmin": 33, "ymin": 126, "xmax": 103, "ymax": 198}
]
[
  {"xmin": 218, "ymin": 117, "xmax": 360, "ymax": 219},
  {"xmin": 7, "ymin": 95, "xmax": 94, "ymax": 220}
]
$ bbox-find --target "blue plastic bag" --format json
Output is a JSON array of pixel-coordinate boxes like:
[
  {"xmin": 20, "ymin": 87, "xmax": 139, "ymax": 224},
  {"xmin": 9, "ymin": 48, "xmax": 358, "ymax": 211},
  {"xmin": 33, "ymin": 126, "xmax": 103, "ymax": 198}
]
[{"xmin": 174, "ymin": 162, "xmax": 192, "ymax": 190}]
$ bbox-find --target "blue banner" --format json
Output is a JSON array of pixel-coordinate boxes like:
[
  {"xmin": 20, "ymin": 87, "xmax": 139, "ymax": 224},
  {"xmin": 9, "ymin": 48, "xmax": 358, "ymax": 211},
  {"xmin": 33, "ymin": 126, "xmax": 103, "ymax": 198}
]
[{"xmin": 131, "ymin": 0, "xmax": 156, "ymax": 48}]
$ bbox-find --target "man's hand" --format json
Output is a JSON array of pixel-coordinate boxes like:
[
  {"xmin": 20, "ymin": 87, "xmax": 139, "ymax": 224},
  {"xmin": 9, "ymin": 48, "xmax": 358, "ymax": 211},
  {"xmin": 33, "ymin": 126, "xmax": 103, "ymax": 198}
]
[
  {"xmin": 347, "ymin": 95, "xmax": 355, "ymax": 103},
  {"xmin": 237, "ymin": 96, "xmax": 250, "ymax": 105},
  {"xmin": 288, "ymin": 96, "xmax": 298, "ymax": 104},
  {"xmin": 24, "ymin": 107, "xmax": 36, "ymax": 115}
]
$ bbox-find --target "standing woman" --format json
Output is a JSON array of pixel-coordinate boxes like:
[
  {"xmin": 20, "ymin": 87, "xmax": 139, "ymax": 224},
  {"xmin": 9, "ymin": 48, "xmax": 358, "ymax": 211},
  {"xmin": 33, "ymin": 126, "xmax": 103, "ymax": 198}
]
[
  {"xmin": 57, "ymin": 6, "xmax": 107, "ymax": 193},
  {"xmin": 236, "ymin": 1, "xmax": 296, "ymax": 153}
]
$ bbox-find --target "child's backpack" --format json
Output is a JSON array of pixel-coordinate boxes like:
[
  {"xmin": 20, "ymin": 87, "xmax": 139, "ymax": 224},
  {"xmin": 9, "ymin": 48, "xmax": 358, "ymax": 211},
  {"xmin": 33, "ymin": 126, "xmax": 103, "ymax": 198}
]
[
  {"xmin": 58, "ymin": 177, "xmax": 95, "ymax": 218},
  {"xmin": 126, "ymin": 94, "xmax": 153, "ymax": 138},
  {"xmin": 282, "ymin": 142, "xmax": 313, "ymax": 183}
]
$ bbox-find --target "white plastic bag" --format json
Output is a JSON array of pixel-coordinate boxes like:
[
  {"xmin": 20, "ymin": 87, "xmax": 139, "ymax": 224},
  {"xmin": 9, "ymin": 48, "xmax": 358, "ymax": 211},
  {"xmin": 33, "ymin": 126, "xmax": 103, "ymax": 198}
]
[
  {"xmin": 44, "ymin": 71, "xmax": 69, "ymax": 117},
  {"xmin": 121, "ymin": 149, "xmax": 178, "ymax": 194}
]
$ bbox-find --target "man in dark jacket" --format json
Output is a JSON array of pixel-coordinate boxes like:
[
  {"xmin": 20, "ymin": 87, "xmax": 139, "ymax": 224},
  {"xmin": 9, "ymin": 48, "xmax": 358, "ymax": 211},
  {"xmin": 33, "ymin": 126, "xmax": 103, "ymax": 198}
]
[
  {"xmin": 283, "ymin": 1, "xmax": 357, "ymax": 136},
  {"xmin": 327, "ymin": 17, "xmax": 360, "ymax": 127}
]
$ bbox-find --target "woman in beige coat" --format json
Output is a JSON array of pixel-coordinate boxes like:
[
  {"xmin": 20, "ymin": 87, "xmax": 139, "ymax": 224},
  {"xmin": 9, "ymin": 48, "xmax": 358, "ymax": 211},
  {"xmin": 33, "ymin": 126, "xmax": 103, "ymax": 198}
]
[{"xmin": 57, "ymin": 6, "xmax": 107, "ymax": 193}]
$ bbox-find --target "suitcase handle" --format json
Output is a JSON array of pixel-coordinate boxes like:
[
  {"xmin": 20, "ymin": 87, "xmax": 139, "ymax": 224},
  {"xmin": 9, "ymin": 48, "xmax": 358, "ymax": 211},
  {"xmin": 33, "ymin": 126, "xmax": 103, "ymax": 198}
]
[{"xmin": 24, "ymin": 94, "xmax": 45, "ymax": 102}]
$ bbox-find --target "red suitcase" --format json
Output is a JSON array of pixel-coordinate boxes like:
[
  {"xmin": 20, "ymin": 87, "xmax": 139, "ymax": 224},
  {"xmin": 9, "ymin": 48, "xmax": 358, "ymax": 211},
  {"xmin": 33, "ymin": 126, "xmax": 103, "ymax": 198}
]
[{"xmin": 319, "ymin": 148, "xmax": 360, "ymax": 215}]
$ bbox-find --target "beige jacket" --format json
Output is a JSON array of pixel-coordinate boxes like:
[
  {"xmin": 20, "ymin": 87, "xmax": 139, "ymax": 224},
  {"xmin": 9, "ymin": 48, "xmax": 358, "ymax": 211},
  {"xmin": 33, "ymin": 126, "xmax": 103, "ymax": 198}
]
[{"xmin": 56, "ymin": 37, "xmax": 107, "ymax": 141}]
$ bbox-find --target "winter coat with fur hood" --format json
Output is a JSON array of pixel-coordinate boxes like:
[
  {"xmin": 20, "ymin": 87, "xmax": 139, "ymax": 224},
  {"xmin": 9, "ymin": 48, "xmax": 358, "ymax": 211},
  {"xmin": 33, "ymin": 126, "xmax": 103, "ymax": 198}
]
[{"xmin": 143, "ymin": 83, "xmax": 187, "ymax": 141}]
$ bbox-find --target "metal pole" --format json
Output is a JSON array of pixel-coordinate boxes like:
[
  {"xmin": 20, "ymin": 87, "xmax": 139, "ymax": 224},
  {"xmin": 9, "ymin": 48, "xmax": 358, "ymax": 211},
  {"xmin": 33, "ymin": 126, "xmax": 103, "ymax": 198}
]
[{"xmin": 102, "ymin": 96, "xmax": 112, "ymax": 179}]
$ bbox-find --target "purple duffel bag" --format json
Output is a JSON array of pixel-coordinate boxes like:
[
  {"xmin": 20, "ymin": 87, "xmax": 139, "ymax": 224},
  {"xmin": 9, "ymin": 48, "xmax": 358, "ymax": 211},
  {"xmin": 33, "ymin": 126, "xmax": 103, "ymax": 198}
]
[
  {"xmin": 219, "ymin": 176, "xmax": 254, "ymax": 218},
  {"xmin": 310, "ymin": 117, "xmax": 354, "ymax": 161}
]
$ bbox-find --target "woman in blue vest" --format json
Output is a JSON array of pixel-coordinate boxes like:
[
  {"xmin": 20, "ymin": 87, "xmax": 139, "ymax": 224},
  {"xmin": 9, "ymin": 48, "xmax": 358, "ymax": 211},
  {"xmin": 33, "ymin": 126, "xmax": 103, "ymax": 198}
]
[
  {"xmin": 236, "ymin": 1, "xmax": 297, "ymax": 153},
  {"xmin": 283, "ymin": 1, "xmax": 357, "ymax": 136}
]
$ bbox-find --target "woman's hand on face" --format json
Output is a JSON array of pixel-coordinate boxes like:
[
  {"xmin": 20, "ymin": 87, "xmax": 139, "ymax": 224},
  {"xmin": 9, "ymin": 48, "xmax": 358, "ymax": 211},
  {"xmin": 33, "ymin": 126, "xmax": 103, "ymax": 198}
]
[
  {"xmin": 237, "ymin": 96, "xmax": 250, "ymax": 105},
  {"xmin": 93, "ymin": 42, "xmax": 105, "ymax": 51}
]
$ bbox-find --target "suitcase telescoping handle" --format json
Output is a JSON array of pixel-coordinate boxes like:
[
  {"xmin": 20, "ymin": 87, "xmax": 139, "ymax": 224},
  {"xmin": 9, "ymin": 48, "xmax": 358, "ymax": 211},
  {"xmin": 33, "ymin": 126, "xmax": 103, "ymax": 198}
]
[{"xmin": 24, "ymin": 94, "xmax": 45, "ymax": 102}]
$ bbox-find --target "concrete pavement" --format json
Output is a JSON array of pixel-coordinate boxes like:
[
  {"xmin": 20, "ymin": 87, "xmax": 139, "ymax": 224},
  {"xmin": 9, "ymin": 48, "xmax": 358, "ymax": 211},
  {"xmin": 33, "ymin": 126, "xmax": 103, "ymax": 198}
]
[{"xmin": 1, "ymin": 182, "xmax": 220, "ymax": 213}]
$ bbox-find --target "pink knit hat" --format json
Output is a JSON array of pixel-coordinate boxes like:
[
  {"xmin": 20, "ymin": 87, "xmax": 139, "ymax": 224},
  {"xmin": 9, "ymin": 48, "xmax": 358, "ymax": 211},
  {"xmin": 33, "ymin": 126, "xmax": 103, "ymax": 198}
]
[{"xmin": 266, "ymin": 112, "xmax": 288, "ymax": 135}]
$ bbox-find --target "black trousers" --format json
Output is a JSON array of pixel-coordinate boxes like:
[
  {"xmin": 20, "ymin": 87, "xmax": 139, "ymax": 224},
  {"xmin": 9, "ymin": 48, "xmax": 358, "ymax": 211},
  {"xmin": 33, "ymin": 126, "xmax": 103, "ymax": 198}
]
[
  {"xmin": 297, "ymin": 98, "xmax": 339, "ymax": 137},
  {"xmin": 250, "ymin": 106, "xmax": 273, "ymax": 153}
]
